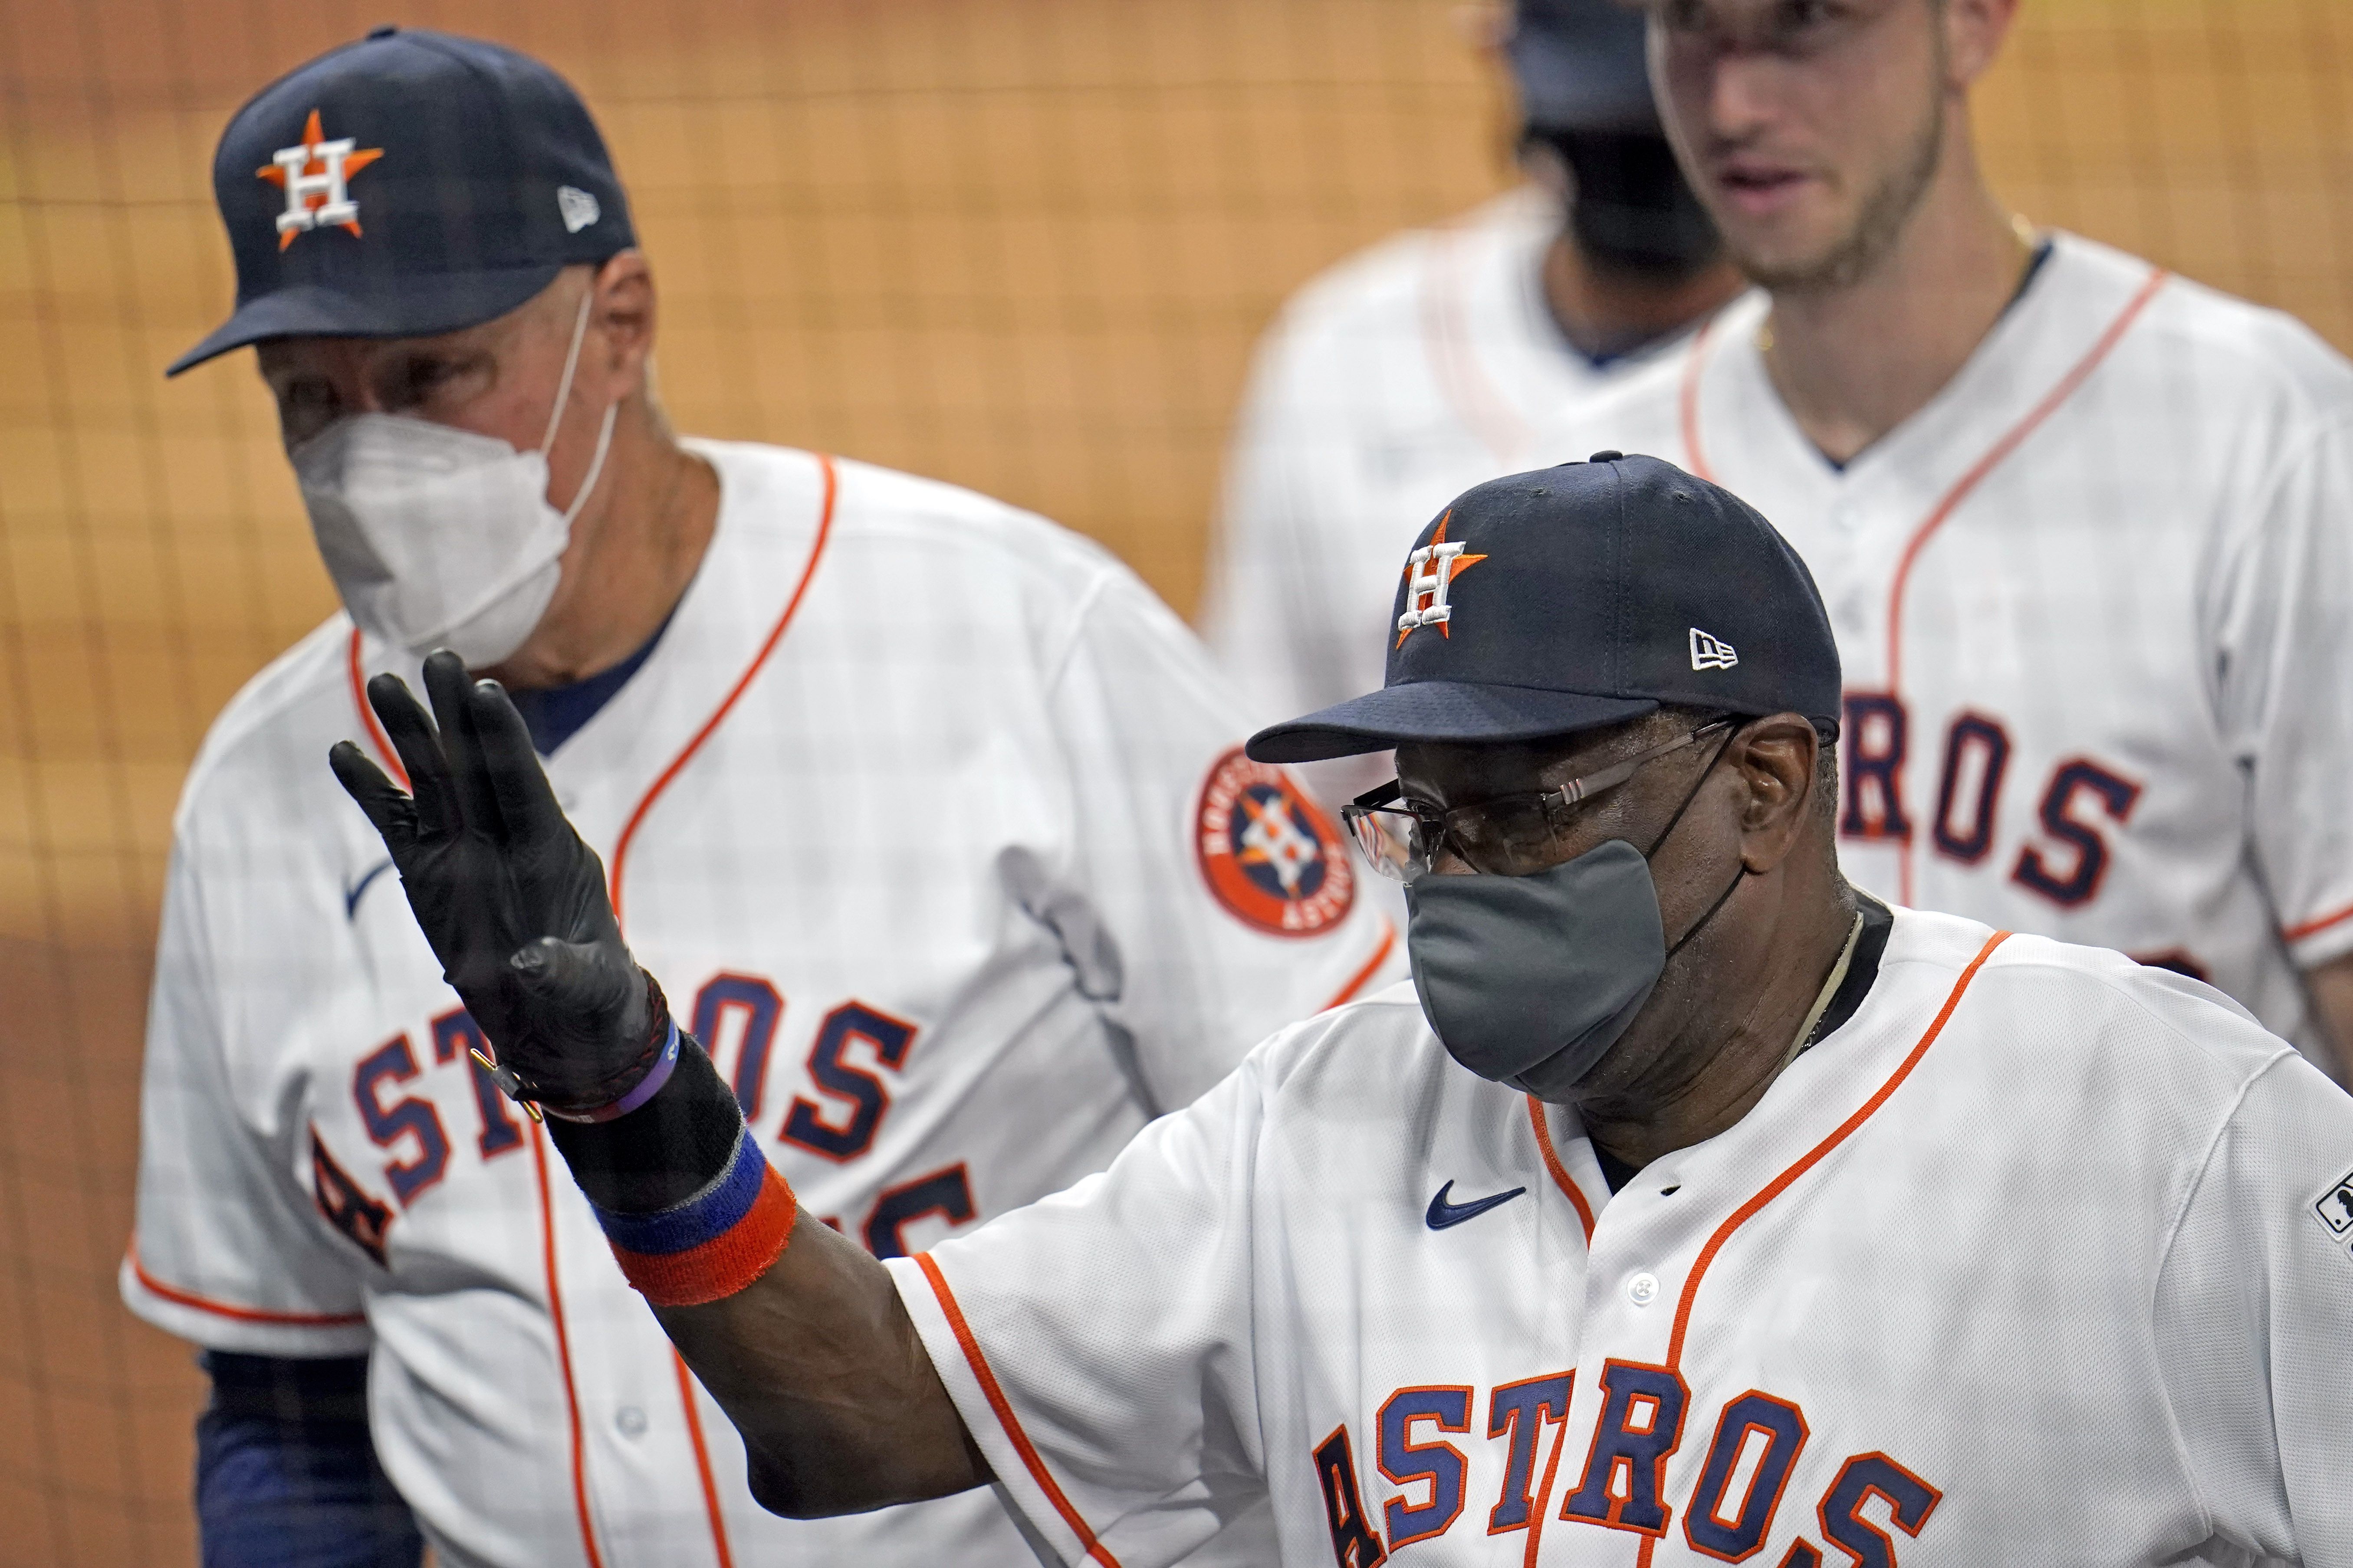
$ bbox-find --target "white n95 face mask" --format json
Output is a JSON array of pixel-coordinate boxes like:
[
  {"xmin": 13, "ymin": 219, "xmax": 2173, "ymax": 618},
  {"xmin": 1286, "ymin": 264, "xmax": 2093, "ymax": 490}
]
[{"xmin": 292, "ymin": 289, "xmax": 618, "ymax": 667}]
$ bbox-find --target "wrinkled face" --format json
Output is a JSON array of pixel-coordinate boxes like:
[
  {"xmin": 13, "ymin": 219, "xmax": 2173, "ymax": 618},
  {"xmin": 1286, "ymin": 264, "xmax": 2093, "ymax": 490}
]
[
  {"xmin": 1649, "ymin": 0, "xmax": 1948, "ymax": 290},
  {"xmin": 254, "ymin": 269, "xmax": 592, "ymax": 455}
]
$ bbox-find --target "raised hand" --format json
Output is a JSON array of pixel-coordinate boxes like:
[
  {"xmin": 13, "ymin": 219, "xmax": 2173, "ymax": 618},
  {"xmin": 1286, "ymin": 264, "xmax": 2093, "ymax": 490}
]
[{"xmin": 329, "ymin": 650, "xmax": 669, "ymax": 1120}]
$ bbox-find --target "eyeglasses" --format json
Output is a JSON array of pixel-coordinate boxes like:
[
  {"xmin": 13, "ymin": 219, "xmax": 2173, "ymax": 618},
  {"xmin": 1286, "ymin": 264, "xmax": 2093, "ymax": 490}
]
[{"xmin": 1341, "ymin": 719, "xmax": 1735, "ymax": 881}]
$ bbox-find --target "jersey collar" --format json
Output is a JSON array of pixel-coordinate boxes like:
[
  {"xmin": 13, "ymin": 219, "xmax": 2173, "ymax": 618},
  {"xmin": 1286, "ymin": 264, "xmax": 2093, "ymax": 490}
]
[{"xmin": 1794, "ymin": 894, "xmax": 1895, "ymax": 1058}]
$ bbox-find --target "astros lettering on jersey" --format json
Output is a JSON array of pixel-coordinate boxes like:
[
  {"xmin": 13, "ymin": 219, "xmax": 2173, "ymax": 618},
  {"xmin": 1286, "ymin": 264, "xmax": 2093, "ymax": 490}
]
[
  {"xmin": 1559, "ymin": 233, "xmax": 2353, "ymax": 1056},
  {"xmin": 123, "ymin": 441, "xmax": 1399, "ymax": 1568},
  {"xmin": 887, "ymin": 909, "xmax": 2353, "ymax": 1567}
]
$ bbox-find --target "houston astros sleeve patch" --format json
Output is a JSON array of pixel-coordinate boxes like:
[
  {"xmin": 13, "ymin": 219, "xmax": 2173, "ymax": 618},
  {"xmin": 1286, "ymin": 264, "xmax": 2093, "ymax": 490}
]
[{"xmin": 1193, "ymin": 748, "xmax": 1355, "ymax": 936}]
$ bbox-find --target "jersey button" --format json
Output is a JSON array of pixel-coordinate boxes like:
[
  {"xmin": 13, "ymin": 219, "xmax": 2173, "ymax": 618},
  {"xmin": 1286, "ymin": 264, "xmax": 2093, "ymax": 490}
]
[
  {"xmin": 1625, "ymin": 1271, "xmax": 1660, "ymax": 1308},
  {"xmin": 615, "ymin": 1405, "xmax": 648, "ymax": 1438}
]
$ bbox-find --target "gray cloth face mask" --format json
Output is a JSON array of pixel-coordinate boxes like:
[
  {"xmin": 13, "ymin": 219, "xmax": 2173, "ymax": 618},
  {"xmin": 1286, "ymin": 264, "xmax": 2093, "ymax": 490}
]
[
  {"xmin": 1405, "ymin": 841, "xmax": 1666, "ymax": 1092},
  {"xmin": 1402, "ymin": 736, "xmax": 1745, "ymax": 1094}
]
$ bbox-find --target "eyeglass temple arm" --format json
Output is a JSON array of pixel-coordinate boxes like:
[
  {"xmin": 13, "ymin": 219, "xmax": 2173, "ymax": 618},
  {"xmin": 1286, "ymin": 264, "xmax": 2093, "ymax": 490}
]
[{"xmin": 1349, "ymin": 717, "xmax": 1738, "ymax": 815}]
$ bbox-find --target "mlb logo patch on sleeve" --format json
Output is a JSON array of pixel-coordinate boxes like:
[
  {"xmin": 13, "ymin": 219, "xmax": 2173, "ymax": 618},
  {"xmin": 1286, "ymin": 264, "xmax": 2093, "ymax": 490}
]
[
  {"xmin": 1194, "ymin": 748, "xmax": 1355, "ymax": 936},
  {"xmin": 2310, "ymin": 1169, "xmax": 2353, "ymax": 1254}
]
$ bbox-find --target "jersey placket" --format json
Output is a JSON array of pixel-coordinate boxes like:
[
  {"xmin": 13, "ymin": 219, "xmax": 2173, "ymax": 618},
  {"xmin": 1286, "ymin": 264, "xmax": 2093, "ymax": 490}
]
[
  {"xmin": 341, "ymin": 453, "xmax": 838, "ymax": 1568},
  {"xmin": 1681, "ymin": 265, "xmax": 2169, "ymax": 916},
  {"xmin": 1552, "ymin": 1155, "xmax": 1722, "ymax": 1563},
  {"xmin": 1536, "ymin": 934, "xmax": 2007, "ymax": 1566}
]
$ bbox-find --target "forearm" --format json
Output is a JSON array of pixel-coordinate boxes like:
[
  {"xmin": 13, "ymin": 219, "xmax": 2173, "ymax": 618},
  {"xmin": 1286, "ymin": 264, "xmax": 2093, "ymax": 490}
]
[
  {"xmin": 328, "ymin": 667, "xmax": 983, "ymax": 1516},
  {"xmin": 548, "ymin": 1040, "xmax": 983, "ymax": 1516},
  {"xmin": 656, "ymin": 1213, "xmax": 987, "ymax": 1516}
]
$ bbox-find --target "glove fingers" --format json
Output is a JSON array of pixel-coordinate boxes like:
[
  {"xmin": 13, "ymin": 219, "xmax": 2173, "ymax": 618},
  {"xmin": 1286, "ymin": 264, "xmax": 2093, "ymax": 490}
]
[
  {"xmin": 365, "ymin": 672, "xmax": 460, "ymax": 839},
  {"xmin": 422, "ymin": 650, "xmax": 508, "ymax": 842},
  {"xmin": 467, "ymin": 675, "xmax": 569, "ymax": 849},
  {"xmin": 328, "ymin": 740, "xmax": 421, "ymax": 862}
]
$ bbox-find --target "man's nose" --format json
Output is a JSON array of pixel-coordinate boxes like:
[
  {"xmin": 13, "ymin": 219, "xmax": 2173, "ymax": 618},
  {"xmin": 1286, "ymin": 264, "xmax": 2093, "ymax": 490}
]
[
  {"xmin": 338, "ymin": 371, "xmax": 392, "ymax": 415},
  {"xmin": 1703, "ymin": 48, "xmax": 1787, "ymax": 144}
]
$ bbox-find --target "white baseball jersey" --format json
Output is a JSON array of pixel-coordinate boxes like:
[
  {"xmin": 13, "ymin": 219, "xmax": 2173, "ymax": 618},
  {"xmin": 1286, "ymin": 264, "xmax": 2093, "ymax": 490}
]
[
  {"xmin": 891, "ymin": 907, "xmax": 2353, "ymax": 1568},
  {"xmin": 1202, "ymin": 187, "xmax": 1694, "ymax": 803},
  {"xmin": 1558, "ymin": 233, "xmax": 2353, "ymax": 1053},
  {"xmin": 124, "ymin": 440, "xmax": 1400, "ymax": 1568}
]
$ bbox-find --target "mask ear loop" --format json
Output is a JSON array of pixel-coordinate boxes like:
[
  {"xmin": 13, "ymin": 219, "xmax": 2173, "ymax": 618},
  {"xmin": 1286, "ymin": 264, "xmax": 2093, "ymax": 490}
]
[
  {"xmin": 540, "ymin": 283, "xmax": 619, "ymax": 527},
  {"xmin": 1642, "ymin": 721, "xmax": 1748, "ymax": 959},
  {"xmin": 539, "ymin": 286, "xmax": 595, "ymax": 456},
  {"xmin": 1642, "ymin": 722, "xmax": 1740, "ymax": 860},
  {"xmin": 1665, "ymin": 859, "xmax": 1749, "ymax": 960}
]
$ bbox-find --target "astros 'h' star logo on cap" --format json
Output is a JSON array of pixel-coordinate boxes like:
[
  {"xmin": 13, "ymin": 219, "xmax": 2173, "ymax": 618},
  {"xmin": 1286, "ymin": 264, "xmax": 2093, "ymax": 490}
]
[
  {"xmin": 1394, "ymin": 511, "xmax": 1486, "ymax": 648},
  {"xmin": 256, "ymin": 108, "xmax": 383, "ymax": 251}
]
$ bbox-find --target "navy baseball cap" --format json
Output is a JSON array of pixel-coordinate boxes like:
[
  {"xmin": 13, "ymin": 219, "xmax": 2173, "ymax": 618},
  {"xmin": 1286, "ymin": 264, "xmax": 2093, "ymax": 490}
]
[
  {"xmin": 1509, "ymin": 0, "xmax": 1658, "ymax": 133},
  {"xmin": 1246, "ymin": 454, "xmax": 1841, "ymax": 764},
  {"xmin": 168, "ymin": 27, "xmax": 635, "ymax": 376}
]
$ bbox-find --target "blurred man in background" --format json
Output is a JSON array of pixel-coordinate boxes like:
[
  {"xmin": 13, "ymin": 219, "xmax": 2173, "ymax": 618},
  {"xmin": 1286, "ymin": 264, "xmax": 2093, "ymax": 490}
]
[
  {"xmin": 1200, "ymin": 0, "xmax": 1744, "ymax": 809},
  {"xmin": 124, "ymin": 27, "xmax": 1393, "ymax": 1568},
  {"xmin": 1561, "ymin": 0, "xmax": 2353, "ymax": 1067}
]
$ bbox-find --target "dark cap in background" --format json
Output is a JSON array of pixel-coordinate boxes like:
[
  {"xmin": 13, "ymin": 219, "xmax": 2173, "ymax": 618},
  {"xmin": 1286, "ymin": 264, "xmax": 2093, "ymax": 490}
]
[
  {"xmin": 1508, "ymin": 0, "xmax": 1657, "ymax": 133},
  {"xmin": 1246, "ymin": 454, "xmax": 1842, "ymax": 764},
  {"xmin": 168, "ymin": 26, "xmax": 634, "ymax": 375}
]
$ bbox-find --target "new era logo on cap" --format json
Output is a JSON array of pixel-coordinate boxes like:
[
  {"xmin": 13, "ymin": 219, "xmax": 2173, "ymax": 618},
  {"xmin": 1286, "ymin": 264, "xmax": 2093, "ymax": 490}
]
[
  {"xmin": 557, "ymin": 185, "xmax": 601, "ymax": 233},
  {"xmin": 1689, "ymin": 628, "xmax": 1738, "ymax": 671}
]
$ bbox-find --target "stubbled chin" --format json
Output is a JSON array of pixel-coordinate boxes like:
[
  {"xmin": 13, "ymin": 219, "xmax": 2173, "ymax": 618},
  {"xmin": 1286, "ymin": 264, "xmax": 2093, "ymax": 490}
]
[
  {"xmin": 1723, "ymin": 230, "xmax": 1857, "ymax": 294},
  {"xmin": 1703, "ymin": 187, "xmax": 1854, "ymax": 288}
]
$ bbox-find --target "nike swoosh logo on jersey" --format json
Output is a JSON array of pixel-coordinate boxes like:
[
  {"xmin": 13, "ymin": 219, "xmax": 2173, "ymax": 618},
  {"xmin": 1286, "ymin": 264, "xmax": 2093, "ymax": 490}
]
[
  {"xmin": 1425, "ymin": 1180, "xmax": 1527, "ymax": 1230},
  {"xmin": 344, "ymin": 858, "xmax": 395, "ymax": 919}
]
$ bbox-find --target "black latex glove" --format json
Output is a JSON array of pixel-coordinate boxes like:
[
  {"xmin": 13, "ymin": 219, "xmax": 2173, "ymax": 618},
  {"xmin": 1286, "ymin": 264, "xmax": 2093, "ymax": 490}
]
[{"xmin": 329, "ymin": 650, "xmax": 659, "ymax": 1117}]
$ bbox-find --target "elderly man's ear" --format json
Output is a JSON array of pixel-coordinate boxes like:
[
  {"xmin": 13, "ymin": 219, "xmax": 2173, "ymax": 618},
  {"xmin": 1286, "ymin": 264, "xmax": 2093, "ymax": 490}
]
[
  {"xmin": 1732, "ymin": 715, "xmax": 1825, "ymax": 873},
  {"xmin": 584, "ymin": 252, "xmax": 657, "ymax": 400}
]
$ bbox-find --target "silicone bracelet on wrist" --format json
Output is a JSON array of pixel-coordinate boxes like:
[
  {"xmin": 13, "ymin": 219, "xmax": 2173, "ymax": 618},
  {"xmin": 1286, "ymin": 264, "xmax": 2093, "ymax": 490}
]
[
  {"xmin": 539, "ymin": 1017, "xmax": 681, "ymax": 1125},
  {"xmin": 591, "ymin": 1124, "xmax": 797, "ymax": 1307}
]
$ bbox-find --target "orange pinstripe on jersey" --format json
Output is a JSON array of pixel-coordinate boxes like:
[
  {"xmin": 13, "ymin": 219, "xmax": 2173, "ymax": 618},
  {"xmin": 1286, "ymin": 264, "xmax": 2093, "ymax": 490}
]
[
  {"xmin": 1879, "ymin": 271, "xmax": 2167, "ymax": 702},
  {"xmin": 1422, "ymin": 215, "xmax": 1535, "ymax": 468},
  {"xmin": 1519, "ymin": 1411, "xmax": 1572, "ymax": 1568},
  {"xmin": 346, "ymin": 627, "xmax": 410, "ymax": 791},
  {"xmin": 125, "ymin": 1245, "xmax": 367, "ymax": 1326},
  {"xmin": 529, "ymin": 1121, "xmax": 609, "ymax": 1568},
  {"xmin": 2284, "ymin": 899, "xmax": 2353, "ymax": 944},
  {"xmin": 338, "ymin": 451, "xmax": 842, "ymax": 1568},
  {"xmin": 1526, "ymin": 1097, "xmax": 1598, "ymax": 1243},
  {"xmin": 1322, "ymin": 916, "xmax": 1397, "ymax": 1012},
  {"xmin": 916, "ymin": 1252, "xmax": 1126, "ymax": 1568},
  {"xmin": 609, "ymin": 449, "xmax": 838, "ymax": 1567},
  {"xmin": 673, "ymin": 1351, "xmax": 737, "ymax": 1568},
  {"xmin": 1625, "ymin": 929, "xmax": 2012, "ymax": 1567},
  {"xmin": 1677, "ymin": 312, "xmax": 1721, "ymax": 485},
  {"xmin": 1677, "ymin": 271, "xmax": 2169, "ymax": 905},
  {"xmin": 609, "ymin": 450, "xmax": 840, "ymax": 929}
]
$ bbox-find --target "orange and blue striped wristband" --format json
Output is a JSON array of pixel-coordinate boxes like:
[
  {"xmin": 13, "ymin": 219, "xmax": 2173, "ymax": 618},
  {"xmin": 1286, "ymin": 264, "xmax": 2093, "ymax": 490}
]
[{"xmin": 592, "ymin": 1125, "xmax": 796, "ymax": 1307}]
